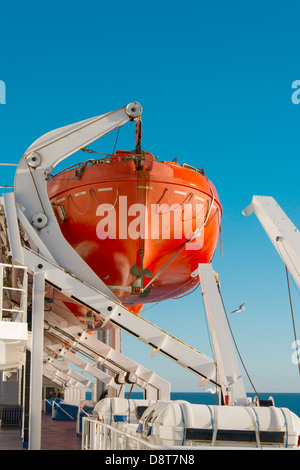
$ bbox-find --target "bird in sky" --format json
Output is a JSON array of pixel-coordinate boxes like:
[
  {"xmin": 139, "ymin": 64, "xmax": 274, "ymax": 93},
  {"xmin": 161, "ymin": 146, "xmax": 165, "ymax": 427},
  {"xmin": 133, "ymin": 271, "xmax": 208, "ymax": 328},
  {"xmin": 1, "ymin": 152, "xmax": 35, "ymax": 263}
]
[{"xmin": 231, "ymin": 303, "xmax": 245, "ymax": 314}]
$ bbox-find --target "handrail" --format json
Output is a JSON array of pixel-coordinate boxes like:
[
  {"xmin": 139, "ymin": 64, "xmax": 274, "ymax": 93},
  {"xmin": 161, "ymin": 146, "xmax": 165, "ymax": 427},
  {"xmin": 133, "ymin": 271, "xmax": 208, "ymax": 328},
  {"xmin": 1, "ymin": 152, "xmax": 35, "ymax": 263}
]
[
  {"xmin": 81, "ymin": 416, "xmax": 188, "ymax": 451},
  {"xmin": 81, "ymin": 414, "xmax": 290, "ymax": 451}
]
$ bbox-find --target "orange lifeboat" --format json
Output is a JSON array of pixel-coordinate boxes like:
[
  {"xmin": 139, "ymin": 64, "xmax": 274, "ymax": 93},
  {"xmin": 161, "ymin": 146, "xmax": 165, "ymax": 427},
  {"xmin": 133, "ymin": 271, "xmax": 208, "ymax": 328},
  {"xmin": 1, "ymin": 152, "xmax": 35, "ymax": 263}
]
[{"xmin": 47, "ymin": 134, "xmax": 222, "ymax": 311}]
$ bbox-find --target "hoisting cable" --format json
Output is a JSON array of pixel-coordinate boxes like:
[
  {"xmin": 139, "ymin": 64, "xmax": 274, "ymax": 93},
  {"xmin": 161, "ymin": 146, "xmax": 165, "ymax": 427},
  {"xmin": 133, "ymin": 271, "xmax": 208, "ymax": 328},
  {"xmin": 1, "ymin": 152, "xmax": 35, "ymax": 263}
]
[
  {"xmin": 218, "ymin": 287, "xmax": 261, "ymax": 401},
  {"xmin": 200, "ymin": 292, "xmax": 218, "ymax": 397},
  {"xmin": 112, "ymin": 126, "xmax": 122, "ymax": 155},
  {"xmin": 285, "ymin": 265, "xmax": 300, "ymax": 376},
  {"xmin": 135, "ymin": 119, "xmax": 142, "ymax": 154},
  {"xmin": 274, "ymin": 237, "xmax": 300, "ymax": 375}
]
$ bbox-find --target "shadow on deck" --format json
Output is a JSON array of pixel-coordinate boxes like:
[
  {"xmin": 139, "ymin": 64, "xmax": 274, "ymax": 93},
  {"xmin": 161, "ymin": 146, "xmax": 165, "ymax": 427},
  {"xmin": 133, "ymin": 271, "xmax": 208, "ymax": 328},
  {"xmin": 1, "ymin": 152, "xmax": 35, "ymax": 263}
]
[{"xmin": 0, "ymin": 413, "xmax": 82, "ymax": 450}]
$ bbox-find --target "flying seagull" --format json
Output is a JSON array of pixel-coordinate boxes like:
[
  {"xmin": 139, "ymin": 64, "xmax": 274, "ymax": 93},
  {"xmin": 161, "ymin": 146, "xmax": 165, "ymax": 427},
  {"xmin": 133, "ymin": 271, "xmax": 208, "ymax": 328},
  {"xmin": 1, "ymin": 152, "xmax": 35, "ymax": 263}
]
[{"xmin": 231, "ymin": 303, "xmax": 245, "ymax": 314}]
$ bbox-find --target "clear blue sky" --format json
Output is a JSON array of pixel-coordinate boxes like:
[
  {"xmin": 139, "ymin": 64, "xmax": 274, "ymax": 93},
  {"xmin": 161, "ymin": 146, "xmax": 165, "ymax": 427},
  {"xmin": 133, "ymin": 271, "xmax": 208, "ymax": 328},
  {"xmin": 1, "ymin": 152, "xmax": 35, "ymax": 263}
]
[{"xmin": 1, "ymin": 0, "xmax": 300, "ymax": 393}]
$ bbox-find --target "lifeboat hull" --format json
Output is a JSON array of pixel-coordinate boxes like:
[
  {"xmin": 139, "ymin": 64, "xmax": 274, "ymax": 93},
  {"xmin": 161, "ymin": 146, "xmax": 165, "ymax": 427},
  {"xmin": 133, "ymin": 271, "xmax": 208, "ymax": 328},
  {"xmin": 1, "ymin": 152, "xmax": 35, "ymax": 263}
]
[{"xmin": 47, "ymin": 151, "xmax": 222, "ymax": 307}]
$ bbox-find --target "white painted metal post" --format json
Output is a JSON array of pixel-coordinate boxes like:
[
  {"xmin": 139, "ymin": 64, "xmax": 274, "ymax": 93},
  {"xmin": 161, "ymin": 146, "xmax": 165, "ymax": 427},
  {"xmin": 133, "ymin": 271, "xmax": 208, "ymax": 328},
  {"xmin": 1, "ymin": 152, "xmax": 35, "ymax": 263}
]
[
  {"xmin": 96, "ymin": 328, "xmax": 107, "ymax": 401},
  {"xmin": 108, "ymin": 326, "xmax": 123, "ymax": 398},
  {"xmin": 29, "ymin": 270, "xmax": 45, "ymax": 450},
  {"xmin": 243, "ymin": 196, "xmax": 300, "ymax": 289},
  {"xmin": 198, "ymin": 263, "xmax": 249, "ymax": 405}
]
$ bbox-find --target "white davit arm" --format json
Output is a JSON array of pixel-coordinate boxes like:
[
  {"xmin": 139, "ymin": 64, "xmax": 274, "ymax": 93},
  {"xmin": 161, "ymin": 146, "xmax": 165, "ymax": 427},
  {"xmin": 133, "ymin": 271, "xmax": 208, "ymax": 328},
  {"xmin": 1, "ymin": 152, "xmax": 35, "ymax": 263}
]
[
  {"xmin": 243, "ymin": 196, "xmax": 300, "ymax": 288},
  {"xmin": 13, "ymin": 102, "xmax": 142, "ymax": 299}
]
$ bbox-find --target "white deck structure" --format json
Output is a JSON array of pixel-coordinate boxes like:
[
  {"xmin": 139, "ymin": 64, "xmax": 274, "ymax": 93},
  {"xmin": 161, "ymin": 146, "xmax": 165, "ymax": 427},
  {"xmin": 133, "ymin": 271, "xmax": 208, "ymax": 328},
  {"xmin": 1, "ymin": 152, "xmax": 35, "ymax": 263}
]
[{"xmin": 0, "ymin": 103, "xmax": 299, "ymax": 450}]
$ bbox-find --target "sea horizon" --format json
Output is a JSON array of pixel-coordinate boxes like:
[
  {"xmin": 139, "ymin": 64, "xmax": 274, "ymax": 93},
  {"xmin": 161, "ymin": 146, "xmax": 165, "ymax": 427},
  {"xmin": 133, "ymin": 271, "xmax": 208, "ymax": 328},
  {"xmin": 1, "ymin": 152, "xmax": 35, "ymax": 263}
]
[{"xmin": 125, "ymin": 391, "xmax": 300, "ymax": 417}]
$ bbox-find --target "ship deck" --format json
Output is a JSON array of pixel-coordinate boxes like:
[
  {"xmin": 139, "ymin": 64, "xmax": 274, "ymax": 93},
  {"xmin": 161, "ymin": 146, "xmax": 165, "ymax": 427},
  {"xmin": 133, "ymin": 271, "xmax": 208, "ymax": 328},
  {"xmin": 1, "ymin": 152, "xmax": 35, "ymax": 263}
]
[{"xmin": 0, "ymin": 413, "xmax": 82, "ymax": 450}]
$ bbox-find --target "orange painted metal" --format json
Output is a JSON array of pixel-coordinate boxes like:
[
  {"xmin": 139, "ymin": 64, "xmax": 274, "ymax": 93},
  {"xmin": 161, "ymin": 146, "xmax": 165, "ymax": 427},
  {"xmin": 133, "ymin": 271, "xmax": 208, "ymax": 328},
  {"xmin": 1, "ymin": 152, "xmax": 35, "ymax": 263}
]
[{"xmin": 47, "ymin": 151, "xmax": 222, "ymax": 310}]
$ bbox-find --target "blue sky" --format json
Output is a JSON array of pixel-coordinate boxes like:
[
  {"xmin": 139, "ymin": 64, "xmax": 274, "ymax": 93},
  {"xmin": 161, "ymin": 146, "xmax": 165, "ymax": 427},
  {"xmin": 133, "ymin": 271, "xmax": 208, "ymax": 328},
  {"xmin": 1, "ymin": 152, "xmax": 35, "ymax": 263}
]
[{"xmin": 1, "ymin": 0, "xmax": 300, "ymax": 393}]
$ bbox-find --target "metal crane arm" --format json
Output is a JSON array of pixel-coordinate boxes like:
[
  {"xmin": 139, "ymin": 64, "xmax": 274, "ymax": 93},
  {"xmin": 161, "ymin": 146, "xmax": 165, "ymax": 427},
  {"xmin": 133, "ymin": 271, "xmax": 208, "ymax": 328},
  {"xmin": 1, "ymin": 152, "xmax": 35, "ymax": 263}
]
[
  {"xmin": 243, "ymin": 196, "xmax": 300, "ymax": 288},
  {"xmin": 13, "ymin": 102, "xmax": 142, "ymax": 298}
]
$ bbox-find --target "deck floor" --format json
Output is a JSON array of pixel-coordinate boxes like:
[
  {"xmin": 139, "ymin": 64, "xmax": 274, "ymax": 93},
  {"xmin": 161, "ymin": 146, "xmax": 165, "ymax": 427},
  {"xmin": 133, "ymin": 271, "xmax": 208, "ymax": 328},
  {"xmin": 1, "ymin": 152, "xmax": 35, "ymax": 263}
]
[{"xmin": 0, "ymin": 413, "xmax": 82, "ymax": 450}]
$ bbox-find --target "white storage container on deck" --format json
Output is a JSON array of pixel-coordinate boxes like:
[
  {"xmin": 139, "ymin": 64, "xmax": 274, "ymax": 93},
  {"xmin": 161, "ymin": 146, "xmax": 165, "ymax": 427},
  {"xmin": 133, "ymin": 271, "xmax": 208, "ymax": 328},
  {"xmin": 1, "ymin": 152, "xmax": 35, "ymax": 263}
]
[
  {"xmin": 93, "ymin": 397, "xmax": 155, "ymax": 427},
  {"xmin": 138, "ymin": 400, "xmax": 300, "ymax": 448}
]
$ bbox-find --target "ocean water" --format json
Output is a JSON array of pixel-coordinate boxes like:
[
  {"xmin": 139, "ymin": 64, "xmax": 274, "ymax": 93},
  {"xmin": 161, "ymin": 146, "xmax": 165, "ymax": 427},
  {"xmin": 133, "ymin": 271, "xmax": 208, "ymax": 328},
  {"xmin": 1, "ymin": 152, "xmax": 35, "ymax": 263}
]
[{"xmin": 125, "ymin": 391, "xmax": 300, "ymax": 417}]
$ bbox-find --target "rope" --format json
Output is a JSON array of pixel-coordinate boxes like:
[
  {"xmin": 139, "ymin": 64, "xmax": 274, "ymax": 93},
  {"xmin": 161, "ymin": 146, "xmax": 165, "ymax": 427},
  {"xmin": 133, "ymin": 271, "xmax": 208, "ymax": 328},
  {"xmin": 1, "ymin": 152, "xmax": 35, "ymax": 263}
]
[
  {"xmin": 66, "ymin": 190, "xmax": 92, "ymax": 216},
  {"xmin": 191, "ymin": 195, "xmax": 208, "ymax": 220},
  {"xmin": 143, "ymin": 185, "xmax": 216, "ymax": 291},
  {"xmin": 153, "ymin": 188, "xmax": 192, "ymax": 215},
  {"xmin": 64, "ymin": 186, "xmax": 119, "ymax": 216},
  {"xmin": 91, "ymin": 186, "xmax": 120, "ymax": 210},
  {"xmin": 285, "ymin": 266, "xmax": 300, "ymax": 376},
  {"xmin": 112, "ymin": 126, "xmax": 121, "ymax": 155},
  {"xmin": 218, "ymin": 288, "xmax": 260, "ymax": 400},
  {"xmin": 276, "ymin": 237, "xmax": 300, "ymax": 281},
  {"xmin": 272, "ymin": 238, "xmax": 300, "ymax": 377}
]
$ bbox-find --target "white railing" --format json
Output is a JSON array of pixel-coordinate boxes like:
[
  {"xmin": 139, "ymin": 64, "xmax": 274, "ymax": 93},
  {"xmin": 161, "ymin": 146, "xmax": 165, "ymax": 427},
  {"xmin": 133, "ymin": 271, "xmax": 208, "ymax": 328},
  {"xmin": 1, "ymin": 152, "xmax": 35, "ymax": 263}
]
[
  {"xmin": 81, "ymin": 417, "xmax": 185, "ymax": 451},
  {"xmin": 82, "ymin": 417, "xmax": 146, "ymax": 450},
  {"xmin": 81, "ymin": 416, "xmax": 293, "ymax": 451},
  {"xmin": 81, "ymin": 417, "xmax": 230, "ymax": 451}
]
